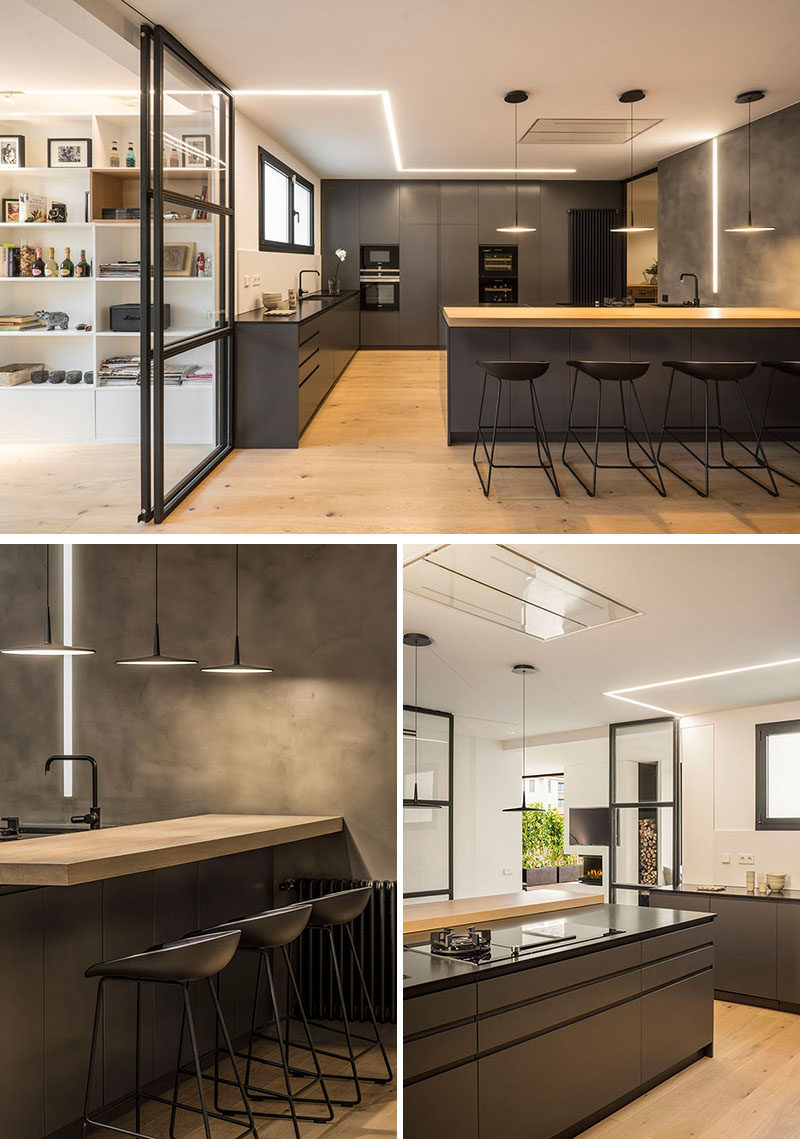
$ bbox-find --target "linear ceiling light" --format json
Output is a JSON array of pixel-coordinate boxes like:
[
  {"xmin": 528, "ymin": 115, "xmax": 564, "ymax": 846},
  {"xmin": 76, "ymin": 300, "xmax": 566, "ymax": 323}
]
[
  {"xmin": 605, "ymin": 655, "xmax": 800, "ymax": 717},
  {"xmin": 610, "ymin": 89, "xmax": 655, "ymax": 234},
  {"xmin": 711, "ymin": 136, "xmax": 719, "ymax": 294}
]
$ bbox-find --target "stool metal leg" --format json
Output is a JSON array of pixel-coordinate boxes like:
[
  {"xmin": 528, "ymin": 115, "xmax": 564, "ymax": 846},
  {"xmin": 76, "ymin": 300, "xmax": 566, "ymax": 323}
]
[
  {"xmin": 627, "ymin": 381, "xmax": 667, "ymax": 497},
  {"xmin": 206, "ymin": 976, "xmax": 260, "ymax": 1139},
  {"xmin": 345, "ymin": 924, "xmax": 393, "ymax": 1082},
  {"xmin": 758, "ymin": 368, "xmax": 800, "ymax": 486},
  {"xmin": 135, "ymin": 983, "xmax": 142, "ymax": 1136},
  {"xmin": 327, "ymin": 926, "xmax": 362, "ymax": 1107},
  {"xmin": 726, "ymin": 380, "xmax": 779, "ymax": 495},
  {"xmin": 485, "ymin": 377, "xmax": 503, "ymax": 496},
  {"xmin": 168, "ymin": 998, "xmax": 187, "ymax": 1139},
  {"xmin": 528, "ymin": 381, "xmax": 560, "ymax": 496},
  {"xmin": 562, "ymin": 371, "xmax": 602, "ymax": 496},
  {"xmin": 472, "ymin": 371, "xmax": 490, "ymax": 495},
  {"xmin": 183, "ymin": 984, "xmax": 213, "ymax": 1139},
  {"xmin": 657, "ymin": 371, "xmax": 712, "ymax": 497},
  {"xmin": 82, "ymin": 979, "xmax": 105, "ymax": 1139}
]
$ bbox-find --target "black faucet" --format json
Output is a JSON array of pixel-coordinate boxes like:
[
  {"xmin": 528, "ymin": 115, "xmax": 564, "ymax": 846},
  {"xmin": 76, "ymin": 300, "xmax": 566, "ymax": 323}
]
[
  {"xmin": 680, "ymin": 272, "xmax": 700, "ymax": 307},
  {"xmin": 298, "ymin": 269, "xmax": 320, "ymax": 299},
  {"xmin": 45, "ymin": 755, "xmax": 101, "ymax": 830}
]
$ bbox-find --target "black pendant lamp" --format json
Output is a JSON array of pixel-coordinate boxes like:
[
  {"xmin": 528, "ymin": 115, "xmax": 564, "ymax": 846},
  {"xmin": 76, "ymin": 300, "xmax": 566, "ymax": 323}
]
[
  {"xmin": 201, "ymin": 545, "xmax": 273, "ymax": 674},
  {"xmin": 502, "ymin": 664, "xmax": 544, "ymax": 813},
  {"xmin": 725, "ymin": 91, "xmax": 775, "ymax": 233},
  {"xmin": 116, "ymin": 546, "xmax": 197, "ymax": 666},
  {"xmin": 1, "ymin": 545, "xmax": 94, "ymax": 657},
  {"xmin": 610, "ymin": 90, "xmax": 655, "ymax": 234},
  {"xmin": 497, "ymin": 90, "xmax": 537, "ymax": 234},
  {"xmin": 403, "ymin": 633, "xmax": 441, "ymax": 809}
]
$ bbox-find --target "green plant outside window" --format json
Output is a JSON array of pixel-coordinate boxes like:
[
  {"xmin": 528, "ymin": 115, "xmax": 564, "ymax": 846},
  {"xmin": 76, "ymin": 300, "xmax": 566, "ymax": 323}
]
[{"xmin": 521, "ymin": 804, "xmax": 577, "ymax": 869}]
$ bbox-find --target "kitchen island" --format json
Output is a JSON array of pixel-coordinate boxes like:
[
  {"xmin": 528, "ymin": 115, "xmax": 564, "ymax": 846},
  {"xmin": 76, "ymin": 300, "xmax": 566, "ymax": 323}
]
[
  {"xmin": 442, "ymin": 304, "xmax": 800, "ymax": 443},
  {"xmin": 0, "ymin": 813, "xmax": 342, "ymax": 1139},
  {"xmin": 404, "ymin": 902, "xmax": 715, "ymax": 1139},
  {"xmin": 403, "ymin": 885, "xmax": 603, "ymax": 936}
]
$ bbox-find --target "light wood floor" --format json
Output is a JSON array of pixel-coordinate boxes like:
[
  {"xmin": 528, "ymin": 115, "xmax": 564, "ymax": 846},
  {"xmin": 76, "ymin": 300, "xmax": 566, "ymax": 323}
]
[
  {"xmin": 1, "ymin": 351, "xmax": 798, "ymax": 533},
  {"xmin": 582, "ymin": 1000, "xmax": 800, "ymax": 1138}
]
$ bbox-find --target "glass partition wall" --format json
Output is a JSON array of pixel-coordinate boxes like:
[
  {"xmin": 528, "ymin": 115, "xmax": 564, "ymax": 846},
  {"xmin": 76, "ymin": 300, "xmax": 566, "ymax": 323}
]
[{"xmin": 403, "ymin": 706, "xmax": 454, "ymax": 901}]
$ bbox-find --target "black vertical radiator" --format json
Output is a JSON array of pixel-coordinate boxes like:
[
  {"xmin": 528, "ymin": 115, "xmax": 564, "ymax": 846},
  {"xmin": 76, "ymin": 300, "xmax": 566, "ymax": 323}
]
[
  {"xmin": 568, "ymin": 208, "xmax": 623, "ymax": 305},
  {"xmin": 280, "ymin": 878, "xmax": 397, "ymax": 1023}
]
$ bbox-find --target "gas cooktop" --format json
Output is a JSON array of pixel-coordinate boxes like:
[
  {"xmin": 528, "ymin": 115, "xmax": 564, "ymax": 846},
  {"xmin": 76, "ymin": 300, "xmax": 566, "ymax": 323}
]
[{"xmin": 408, "ymin": 917, "xmax": 625, "ymax": 967}]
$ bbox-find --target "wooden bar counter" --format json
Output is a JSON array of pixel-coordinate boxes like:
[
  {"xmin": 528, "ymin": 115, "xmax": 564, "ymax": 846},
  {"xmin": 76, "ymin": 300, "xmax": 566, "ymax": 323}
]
[{"xmin": 404, "ymin": 885, "xmax": 603, "ymax": 937}]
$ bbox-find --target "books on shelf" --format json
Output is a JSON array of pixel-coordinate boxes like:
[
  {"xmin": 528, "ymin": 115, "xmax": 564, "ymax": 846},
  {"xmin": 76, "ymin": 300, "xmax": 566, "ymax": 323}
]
[
  {"xmin": 99, "ymin": 261, "xmax": 140, "ymax": 278},
  {"xmin": 0, "ymin": 313, "xmax": 45, "ymax": 330},
  {"xmin": 98, "ymin": 353, "xmax": 213, "ymax": 386}
]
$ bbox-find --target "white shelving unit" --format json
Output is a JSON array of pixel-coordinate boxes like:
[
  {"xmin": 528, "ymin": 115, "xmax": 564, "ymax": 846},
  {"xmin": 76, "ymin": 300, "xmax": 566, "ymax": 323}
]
[{"xmin": 0, "ymin": 114, "xmax": 217, "ymax": 445}]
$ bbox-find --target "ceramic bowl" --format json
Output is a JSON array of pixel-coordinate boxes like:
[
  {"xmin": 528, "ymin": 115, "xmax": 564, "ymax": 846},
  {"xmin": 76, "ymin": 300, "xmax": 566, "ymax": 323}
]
[{"xmin": 766, "ymin": 873, "xmax": 786, "ymax": 892}]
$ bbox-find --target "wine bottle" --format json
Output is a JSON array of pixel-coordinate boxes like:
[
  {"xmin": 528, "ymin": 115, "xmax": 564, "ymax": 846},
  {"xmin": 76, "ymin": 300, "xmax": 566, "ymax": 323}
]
[
  {"xmin": 32, "ymin": 247, "xmax": 45, "ymax": 277},
  {"xmin": 126, "ymin": 142, "xmax": 136, "ymax": 167},
  {"xmin": 75, "ymin": 249, "xmax": 91, "ymax": 278},
  {"xmin": 109, "ymin": 140, "xmax": 120, "ymax": 168},
  {"xmin": 44, "ymin": 247, "xmax": 59, "ymax": 278},
  {"xmin": 60, "ymin": 247, "xmax": 74, "ymax": 278}
]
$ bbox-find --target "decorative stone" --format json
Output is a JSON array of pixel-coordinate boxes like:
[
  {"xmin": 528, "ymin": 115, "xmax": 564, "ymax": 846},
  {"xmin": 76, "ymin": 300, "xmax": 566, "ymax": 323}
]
[
  {"xmin": 48, "ymin": 370, "xmax": 65, "ymax": 384},
  {"xmin": 31, "ymin": 369, "xmax": 47, "ymax": 384},
  {"xmin": 83, "ymin": 371, "xmax": 94, "ymax": 385},
  {"xmin": 66, "ymin": 370, "xmax": 81, "ymax": 384}
]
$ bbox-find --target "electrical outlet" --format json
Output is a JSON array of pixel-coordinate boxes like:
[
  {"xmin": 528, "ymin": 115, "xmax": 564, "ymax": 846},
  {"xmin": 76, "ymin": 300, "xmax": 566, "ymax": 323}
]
[
  {"xmin": 253, "ymin": 274, "xmax": 261, "ymax": 287},
  {"xmin": 501, "ymin": 867, "xmax": 512, "ymax": 876},
  {"xmin": 243, "ymin": 275, "xmax": 251, "ymax": 288},
  {"xmin": 738, "ymin": 853, "xmax": 755, "ymax": 865},
  {"xmin": 721, "ymin": 852, "xmax": 731, "ymax": 864}
]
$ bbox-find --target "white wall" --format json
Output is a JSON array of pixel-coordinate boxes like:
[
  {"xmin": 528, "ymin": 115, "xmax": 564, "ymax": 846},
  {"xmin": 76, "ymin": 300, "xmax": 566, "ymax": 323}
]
[
  {"xmin": 453, "ymin": 729, "xmax": 520, "ymax": 899},
  {"xmin": 234, "ymin": 111, "xmax": 322, "ymax": 314},
  {"xmin": 680, "ymin": 699, "xmax": 800, "ymax": 888}
]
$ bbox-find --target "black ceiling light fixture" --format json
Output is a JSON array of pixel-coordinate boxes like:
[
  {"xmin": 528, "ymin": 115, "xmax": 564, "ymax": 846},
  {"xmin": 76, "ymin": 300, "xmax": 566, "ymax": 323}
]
[
  {"xmin": 725, "ymin": 91, "xmax": 775, "ymax": 234},
  {"xmin": 610, "ymin": 89, "xmax": 655, "ymax": 234},
  {"xmin": 502, "ymin": 664, "xmax": 544, "ymax": 813},
  {"xmin": 115, "ymin": 546, "xmax": 198, "ymax": 667},
  {"xmin": 403, "ymin": 632, "xmax": 442, "ymax": 809},
  {"xmin": 1, "ymin": 545, "xmax": 94, "ymax": 657},
  {"xmin": 497, "ymin": 90, "xmax": 537, "ymax": 234},
  {"xmin": 201, "ymin": 545, "xmax": 274, "ymax": 675}
]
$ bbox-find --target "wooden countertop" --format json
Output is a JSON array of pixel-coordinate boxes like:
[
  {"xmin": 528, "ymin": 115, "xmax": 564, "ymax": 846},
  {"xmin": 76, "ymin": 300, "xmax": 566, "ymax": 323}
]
[
  {"xmin": 403, "ymin": 886, "xmax": 604, "ymax": 936},
  {"xmin": 0, "ymin": 814, "xmax": 343, "ymax": 887},
  {"xmin": 442, "ymin": 305, "xmax": 800, "ymax": 328}
]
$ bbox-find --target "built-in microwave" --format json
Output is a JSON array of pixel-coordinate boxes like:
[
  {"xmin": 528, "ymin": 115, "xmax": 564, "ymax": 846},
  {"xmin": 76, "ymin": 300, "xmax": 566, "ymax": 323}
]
[{"xmin": 360, "ymin": 244, "xmax": 400, "ymax": 271}]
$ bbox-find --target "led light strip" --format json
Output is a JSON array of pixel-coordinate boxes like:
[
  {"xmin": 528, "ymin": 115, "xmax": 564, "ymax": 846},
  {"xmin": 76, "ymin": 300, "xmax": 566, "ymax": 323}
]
[
  {"xmin": 62, "ymin": 545, "xmax": 73, "ymax": 797},
  {"xmin": 605, "ymin": 655, "xmax": 800, "ymax": 718},
  {"xmin": 712, "ymin": 136, "xmax": 719, "ymax": 294}
]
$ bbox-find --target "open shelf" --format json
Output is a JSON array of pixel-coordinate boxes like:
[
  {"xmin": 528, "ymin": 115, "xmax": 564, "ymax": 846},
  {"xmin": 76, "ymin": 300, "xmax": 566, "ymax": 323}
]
[{"xmin": 0, "ymin": 222, "xmax": 93, "ymax": 230}]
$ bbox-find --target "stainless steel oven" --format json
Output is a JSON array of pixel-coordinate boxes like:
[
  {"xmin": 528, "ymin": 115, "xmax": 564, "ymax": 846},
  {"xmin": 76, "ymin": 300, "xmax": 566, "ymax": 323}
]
[{"xmin": 360, "ymin": 272, "xmax": 400, "ymax": 311}]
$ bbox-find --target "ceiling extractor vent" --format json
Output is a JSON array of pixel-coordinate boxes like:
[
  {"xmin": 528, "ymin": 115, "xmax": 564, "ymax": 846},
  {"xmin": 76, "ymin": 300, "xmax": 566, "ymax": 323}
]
[{"xmin": 520, "ymin": 117, "xmax": 661, "ymax": 145}]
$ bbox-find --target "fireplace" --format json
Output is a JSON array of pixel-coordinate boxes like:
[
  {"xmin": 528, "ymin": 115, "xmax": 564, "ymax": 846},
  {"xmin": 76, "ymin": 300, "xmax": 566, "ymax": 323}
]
[{"xmin": 578, "ymin": 853, "xmax": 603, "ymax": 885}]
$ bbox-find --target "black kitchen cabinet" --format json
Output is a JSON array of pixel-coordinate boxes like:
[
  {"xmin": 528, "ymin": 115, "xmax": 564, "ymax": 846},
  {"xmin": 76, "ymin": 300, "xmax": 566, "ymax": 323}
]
[
  {"xmin": 400, "ymin": 221, "xmax": 438, "ymax": 345},
  {"xmin": 711, "ymin": 896, "xmax": 777, "ymax": 1000},
  {"xmin": 777, "ymin": 904, "xmax": 800, "ymax": 1006},
  {"xmin": 439, "ymin": 224, "xmax": 479, "ymax": 308},
  {"xmin": 361, "ymin": 310, "xmax": 401, "ymax": 347},
  {"xmin": 440, "ymin": 181, "xmax": 479, "ymax": 224},
  {"xmin": 0, "ymin": 890, "xmax": 45, "ymax": 1139},
  {"xmin": 405, "ymin": 1062, "xmax": 479, "ymax": 1139},
  {"xmin": 400, "ymin": 181, "xmax": 439, "ymax": 224},
  {"xmin": 517, "ymin": 182, "xmax": 542, "ymax": 304},
  {"xmin": 642, "ymin": 968, "xmax": 715, "ymax": 1082},
  {"xmin": 359, "ymin": 180, "xmax": 400, "ymax": 243},
  {"xmin": 478, "ymin": 182, "xmax": 518, "ymax": 242},
  {"xmin": 321, "ymin": 180, "xmax": 359, "ymax": 289}
]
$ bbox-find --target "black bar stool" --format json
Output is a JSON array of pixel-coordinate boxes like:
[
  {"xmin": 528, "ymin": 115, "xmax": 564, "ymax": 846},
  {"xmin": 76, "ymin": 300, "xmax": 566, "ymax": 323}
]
[
  {"xmin": 282, "ymin": 887, "xmax": 393, "ymax": 1107},
  {"xmin": 81, "ymin": 930, "xmax": 257, "ymax": 1139},
  {"xmin": 758, "ymin": 361, "xmax": 800, "ymax": 487},
  {"xmin": 472, "ymin": 360, "xmax": 560, "ymax": 497},
  {"xmin": 562, "ymin": 361, "xmax": 666, "ymax": 497},
  {"xmin": 187, "ymin": 904, "xmax": 332, "ymax": 1138},
  {"xmin": 657, "ymin": 360, "xmax": 778, "ymax": 497}
]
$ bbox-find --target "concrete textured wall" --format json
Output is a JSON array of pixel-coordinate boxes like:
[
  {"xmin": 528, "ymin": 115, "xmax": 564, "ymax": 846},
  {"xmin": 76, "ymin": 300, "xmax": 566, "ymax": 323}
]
[
  {"xmin": 659, "ymin": 101, "xmax": 800, "ymax": 305},
  {"xmin": 2, "ymin": 544, "xmax": 396, "ymax": 883}
]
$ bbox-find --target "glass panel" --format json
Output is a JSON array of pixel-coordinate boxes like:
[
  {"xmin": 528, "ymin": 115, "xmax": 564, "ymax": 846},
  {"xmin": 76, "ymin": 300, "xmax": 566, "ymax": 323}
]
[
  {"xmin": 613, "ymin": 719, "xmax": 674, "ymax": 802},
  {"xmin": 614, "ymin": 806, "xmax": 674, "ymax": 888},
  {"xmin": 403, "ymin": 709, "xmax": 449, "ymax": 801},
  {"xmin": 293, "ymin": 179, "xmax": 312, "ymax": 248},
  {"xmin": 404, "ymin": 805, "xmax": 450, "ymax": 896},
  {"xmin": 160, "ymin": 339, "xmax": 221, "ymax": 493},
  {"xmin": 161, "ymin": 44, "xmax": 230, "ymax": 207},
  {"xmin": 162, "ymin": 215, "xmax": 223, "ymax": 336},
  {"xmin": 766, "ymin": 730, "xmax": 800, "ymax": 819},
  {"xmin": 262, "ymin": 160, "xmax": 289, "ymax": 244}
]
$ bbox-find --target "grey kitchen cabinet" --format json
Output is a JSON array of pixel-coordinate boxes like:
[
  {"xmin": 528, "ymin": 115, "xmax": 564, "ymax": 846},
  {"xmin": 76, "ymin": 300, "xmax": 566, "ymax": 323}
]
[
  {"xmin": 400, "ymin": 180, "xmax": 438, "ymax": 224},
  {"xmin": 400, "ymin": 221, "xmax": 439, "ymax": 345},
  {"xmin": 359, "ymin": 180, "xmax": 400, "ymax": 243},
  {"xmin": 405, "ymin": 1062, "xmax": 478, "ymax": 1139},
  {"xmin": 649, "ymin": 892, "xmax": 711, "ymax": 915},
  {"xmin": 321, "ymin": 180, "xmax": 359, "ymax": 289},
  {"xmin": 439, "ymin": 224, "xmax": 479, "ymax": 308},
  {"xmin": 360, "ymin": 310, "xmax": 401, "ymax": 347},
  {"xmin": 0, "ymin": 890, "xmax": 45, "ymax": 1139},
  {"xmin": 642, "ymin": 968, "xmax": 715, "ymax": 1082},
  {"xmin": 439, "ymin": 180, "xmax": 478, "ymax": 224},
  {"xmin": 517, "ymin": 182, "xmax": 542, "ymax": 304},
  {"xmin": 711, "ymin": 896, "xmax": 777, "ymax": 1000},
  {"xmin": 478, "ymin": 181, "xmax": 518, "ymax": 242},
  {"xmin": 777, "ymin": 904, "xmax": 800, "ymax": 1006}
]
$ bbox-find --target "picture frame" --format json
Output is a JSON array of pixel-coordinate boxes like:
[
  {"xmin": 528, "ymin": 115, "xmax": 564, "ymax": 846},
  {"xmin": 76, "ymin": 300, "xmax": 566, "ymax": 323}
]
[
  {"xmin": 2, "ymin": 197, "xmax": 20, "ymax": 223},
  {"xmin": 0, "ymin": 135, "xmax": 25, "ymax": 168},
  {"xmin": 47, "ymin": 138, "xmax": 92, "ymax": 169},
  {"xmin": 181, "ymin": 134, "xmax": 212, "ymax": 168},
  {"xmin": 163, "ymin": 241, "xmax": 197, "ymax": 277}
]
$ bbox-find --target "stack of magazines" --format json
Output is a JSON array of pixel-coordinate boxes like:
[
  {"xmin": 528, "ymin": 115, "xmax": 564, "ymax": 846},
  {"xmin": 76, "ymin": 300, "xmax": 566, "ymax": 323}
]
[
  {"xmin": 99, "ymin": 354, "xmax": 213, "ymax": 386},
  {"xmin": 0, "ymin": 313, "xmax": 45, "ymax": 331},
  {"xmin": 98, "ymin": 261, "xmax": 140, "ymax": 279}
]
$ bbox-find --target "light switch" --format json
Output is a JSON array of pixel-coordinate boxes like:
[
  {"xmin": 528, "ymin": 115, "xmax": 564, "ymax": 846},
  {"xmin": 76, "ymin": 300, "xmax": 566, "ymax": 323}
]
[
  {"xmin": 501, "ymin": 867, "xmax": 512, "ymax": 876},
  {"xmin": 721, "ymin": 852, "xmax": 730, "ymax": 864},
  {"xmin": 243, "ymin": 275, "xmax": 251, "ymax": 288}
]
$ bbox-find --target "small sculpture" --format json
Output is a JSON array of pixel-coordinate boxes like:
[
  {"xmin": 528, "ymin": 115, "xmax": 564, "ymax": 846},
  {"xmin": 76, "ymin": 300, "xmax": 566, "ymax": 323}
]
[
  {"xmin": 66, "ymin": 370, "xmax": 82, "ymax": 385},
  {"xmin": 34, "ymin": 310, "xmax": 69, "ymax": 331},
  {"xmin": 48, "ymin": 370, "xmax": 65, "ymax": 384}
]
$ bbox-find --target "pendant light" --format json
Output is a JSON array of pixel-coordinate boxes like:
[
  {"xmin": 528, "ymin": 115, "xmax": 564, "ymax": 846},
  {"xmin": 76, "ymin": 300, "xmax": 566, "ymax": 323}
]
[
  {"xmin": 1, "ymin": 545, "xmax": 94, "ymax": 657},
  {"xmin": 502, "ymin": 664, "xmax": 544, "ymax": 813},
  {"xmin": 724, "ymin": 91, "xmax": 775, "ymax": 233},
  {"xmin": 403, "ymin": 633, "xmax": 441, "ymax": 809},
  {"xmin": 610, "ymin": 90, "xmax": 655, "ymax": 234},
  {"xmin": 116, "ymin": 546, "xmax": 197, "ymax": 666},
  {"xmin": 497, "ymin": 91, "xmax": 537, "ymax": 234},
  {"xmin": 201, "ymin": 545, "xmax": 274, "ymax": 674}
]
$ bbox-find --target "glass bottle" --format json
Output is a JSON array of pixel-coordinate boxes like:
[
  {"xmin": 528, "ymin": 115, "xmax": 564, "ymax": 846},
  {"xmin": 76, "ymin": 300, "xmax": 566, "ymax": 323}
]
[
  {"xmin": 109, "ymin": 140, "xmax": 120, "ymax": 168},
  {"xmin": 169, "ymin": 146, "xmax": 180, "ymax": 168},
  {"xmin": 75, "ymin": 249, "xmax": 91, "ymax": 278},
  {"xmin": 32, "ymin": 247, "xmax": 45, "ymax": 277},
  {"xmin": 44, "ymin": 247, "xmax": 59, "ymax": 278},
  {"xmin": 60, "ymin": 247, "xmax": 74, "ymax": 278},
  {"xmin": 126, "ymin": 142, "xmax": 136, "ymax": 168}
]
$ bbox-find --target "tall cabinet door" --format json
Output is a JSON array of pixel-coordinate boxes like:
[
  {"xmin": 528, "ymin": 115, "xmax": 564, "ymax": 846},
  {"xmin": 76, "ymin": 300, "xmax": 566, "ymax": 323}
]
[
  {"xmin": 139, "ymin": 26, "xmax": 235, "ymax": 523},
  {"xmin": 400, "ymin": 222, "xmax": 438, "ymax": 346}
]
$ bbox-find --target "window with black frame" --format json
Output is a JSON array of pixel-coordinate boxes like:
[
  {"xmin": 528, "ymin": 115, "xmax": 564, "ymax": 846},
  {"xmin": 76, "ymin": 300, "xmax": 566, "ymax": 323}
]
[
  {"xmin": 258, "ymin": 146, "xmax": 314, "ymax": 254},
  {"xmin": 756, "ymin": 719, "xmax": 800, "ymax": 830}
]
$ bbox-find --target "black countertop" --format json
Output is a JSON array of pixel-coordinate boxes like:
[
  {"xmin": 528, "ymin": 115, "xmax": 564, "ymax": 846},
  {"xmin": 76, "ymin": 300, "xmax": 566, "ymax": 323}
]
[
  {"xmin": 403, "ymin": 903, "xmax": 714, "ymax": 997},
  {"xmin": 236, "ymin": 290, "xmax": 359, "ymax": 327},
  {"xmin": 655, "ymin": 883, "xmax": 800, "ymax": 903}
]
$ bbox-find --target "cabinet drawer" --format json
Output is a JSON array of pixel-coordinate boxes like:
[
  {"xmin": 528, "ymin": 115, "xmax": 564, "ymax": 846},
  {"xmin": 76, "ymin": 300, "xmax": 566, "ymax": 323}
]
[
  {"xmin": 641, "ymin": 921, "xmax": 714, "ymax": 963},
  {"xmin": 477, "ymin": 942, "xmax": 640, "ymax": 1015},
  {"xmin": 649, "ymin": 892, "xmax": 710, "ymax": 914},
  {"xmin": 405, "ymin": 1022, "xmax": 477, "ymax": 1081},
  {"xmin": 298, "ymin": 344, "xmax": 320, "ymax": 383},
  {"xmin": 478, "ymin": 967, "xmax": 640, "ymax": 1053},
  {"xmin": 642, "ymin": 967, "xmax": 713, "ymax": 1082},
  {"xmin": 298, "ymin": 324, "xmax": 320, "ymax": 355},
  {"xmin": 642, "ymin": 945, "xmax": 714, "ymax": 991},
  {"xmin": 404, "ymin": 1062, "xmax": 478, "ymax": 1139},
  {"xmin": 405, "ymin": 984, "xmax": 476, "ymax": 1038}
]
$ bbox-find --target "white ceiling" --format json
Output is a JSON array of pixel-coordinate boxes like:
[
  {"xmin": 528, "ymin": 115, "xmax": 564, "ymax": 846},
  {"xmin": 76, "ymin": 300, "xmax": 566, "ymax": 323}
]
[
  {"xmin": 403, "ymin": 543, "xmax": 800, "ymax": 741},
  {"xmin": 10, "ymin": 0, "xmax": 800, "ymax": 178}
]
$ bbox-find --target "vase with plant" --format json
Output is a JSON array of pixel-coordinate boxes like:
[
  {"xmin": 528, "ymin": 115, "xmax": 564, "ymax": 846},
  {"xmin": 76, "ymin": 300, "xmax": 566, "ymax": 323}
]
[
  {"xmin": 645, "ymin": 258, "xmax": 658, "ymax": 285},
  {"xmin": 328, "ymin": 247, "xmax": 347, "ymax": 295}
]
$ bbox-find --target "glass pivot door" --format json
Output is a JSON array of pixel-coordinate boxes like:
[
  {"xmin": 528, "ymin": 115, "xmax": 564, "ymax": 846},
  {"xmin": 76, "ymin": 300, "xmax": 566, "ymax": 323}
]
[{"xmin": 139, "ymin": 25, "xmax": 234, "ymax": 523}]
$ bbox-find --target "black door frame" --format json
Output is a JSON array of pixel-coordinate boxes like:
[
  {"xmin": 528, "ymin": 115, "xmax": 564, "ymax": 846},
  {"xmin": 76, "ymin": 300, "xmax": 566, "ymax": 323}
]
[
  {"xmin": 403, "ymin": 703, "xmax": 455, "ymax": 901},
  {"xmin": 139, "ymin": 24, "xmax": 235, "ymax": 523}
]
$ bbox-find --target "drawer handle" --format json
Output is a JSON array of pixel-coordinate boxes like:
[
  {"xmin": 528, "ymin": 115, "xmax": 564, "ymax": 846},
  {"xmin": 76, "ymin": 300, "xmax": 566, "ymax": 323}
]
[
  {"xmin": 299, "ymin": 345, "xmax": 320, "ymax": 370},
  {"xmin": 299, "ymin": 363, "xmax": 320, "ymax": 388},
  {"xmin": 299, "ymin": 328, "xmax": 320, "ymax": 348}
]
